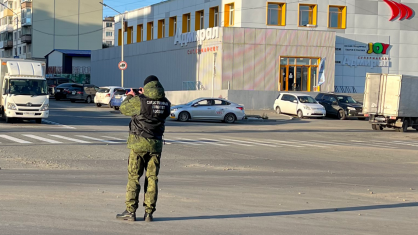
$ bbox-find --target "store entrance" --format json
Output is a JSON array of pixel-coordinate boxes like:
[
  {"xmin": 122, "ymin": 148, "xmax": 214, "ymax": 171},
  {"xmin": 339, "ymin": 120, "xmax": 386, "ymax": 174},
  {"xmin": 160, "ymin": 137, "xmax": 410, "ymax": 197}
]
[{"xmin": 279, "ymin": 57, "xmax": 319, "ymax": 92}]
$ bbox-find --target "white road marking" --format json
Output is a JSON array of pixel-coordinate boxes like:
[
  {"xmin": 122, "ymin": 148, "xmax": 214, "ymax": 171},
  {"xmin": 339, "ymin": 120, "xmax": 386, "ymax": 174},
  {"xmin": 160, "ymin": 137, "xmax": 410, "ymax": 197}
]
[
  {"xmin": 200, "ymin": 138, "xmax": 253, "ymax": 147},
  {"xmin": 164, "ymin": 138, "xmax": 201, "ymax": 145},
  {"xmin": 222, "ymin": 139, "xmax": 275, "ymax": 147},
  {"xmin": 22, "ymin": 135, "xmax": 62, "ymax": 144},
  {"xmin": 49, "ymin": 135, "xmax": 91, "ymax": 144},
  {"xmin": 42, "ymin": 120, "xmax": 76, "ymax": 129},
  {"xmin": 246, "ymin": 139, "xmax": 303, "ymax": 148},
  {"xmin": 102, "ymin": 136, "xmax": 126, "ymax": 141},
  {"xmin": 0, "ymin": 135, "xmax": 32, "ymax": 144},
  {"xmin": 274, "ymin": 140, "xmax": 328, "ymax": 148},
  {"xmin": 176, "ymin": 137, "xmax": 227, "ymax": 146},
  {"xmin": 76, "ymin": 135, "xmax": 118, "ymax": 144}
]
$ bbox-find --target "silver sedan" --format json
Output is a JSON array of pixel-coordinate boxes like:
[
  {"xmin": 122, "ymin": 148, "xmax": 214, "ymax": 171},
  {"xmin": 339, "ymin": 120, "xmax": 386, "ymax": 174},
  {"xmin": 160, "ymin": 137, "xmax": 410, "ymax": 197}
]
[{"xmin": 170, "ymin": 98, "xmax": 245, "ymax": 123}]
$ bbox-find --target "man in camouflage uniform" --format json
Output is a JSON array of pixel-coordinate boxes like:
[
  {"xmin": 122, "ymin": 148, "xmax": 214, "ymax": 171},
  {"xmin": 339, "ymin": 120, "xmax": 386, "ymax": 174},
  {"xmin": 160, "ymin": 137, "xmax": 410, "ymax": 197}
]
[{"xmin": 116, "ymin": 75, "xmax": 171, "ymax": 222}]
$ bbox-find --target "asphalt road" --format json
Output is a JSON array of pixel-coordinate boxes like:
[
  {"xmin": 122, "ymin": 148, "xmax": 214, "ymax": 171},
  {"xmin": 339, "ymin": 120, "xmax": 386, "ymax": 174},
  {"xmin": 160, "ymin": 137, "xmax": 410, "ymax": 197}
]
[{"xmin": 0, "ymin": 99, "xmax": 417, "ymax": 235}]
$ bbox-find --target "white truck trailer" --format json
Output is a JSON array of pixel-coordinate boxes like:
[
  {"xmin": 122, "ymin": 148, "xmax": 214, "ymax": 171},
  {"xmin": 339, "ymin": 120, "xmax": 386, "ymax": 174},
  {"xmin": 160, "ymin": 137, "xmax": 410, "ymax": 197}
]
[
  {"xmin": 363, "ymin": 73, "xmax": 418, "ymax": 132},
  {"xmin": 0, "ymin": 59, "xmax": 49, "ymax": 123}
]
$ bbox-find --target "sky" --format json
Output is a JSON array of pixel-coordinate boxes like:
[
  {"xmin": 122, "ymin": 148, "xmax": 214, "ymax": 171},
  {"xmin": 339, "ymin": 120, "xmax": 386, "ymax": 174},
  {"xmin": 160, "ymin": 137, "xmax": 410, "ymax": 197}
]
[{"xmin": 102, "ymin": 0, "xmax": 164, "ymax": 17}]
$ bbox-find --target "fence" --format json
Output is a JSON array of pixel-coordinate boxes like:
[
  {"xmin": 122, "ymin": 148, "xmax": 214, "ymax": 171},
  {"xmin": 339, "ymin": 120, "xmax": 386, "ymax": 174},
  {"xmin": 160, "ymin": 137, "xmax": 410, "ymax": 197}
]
[
  {"xmin": 334, "ymin": 86, "xmax": 357, "ymax": 93},
  {"xmin": 47, "ymin": 66, "xmax": 91, "ymax": 75}
]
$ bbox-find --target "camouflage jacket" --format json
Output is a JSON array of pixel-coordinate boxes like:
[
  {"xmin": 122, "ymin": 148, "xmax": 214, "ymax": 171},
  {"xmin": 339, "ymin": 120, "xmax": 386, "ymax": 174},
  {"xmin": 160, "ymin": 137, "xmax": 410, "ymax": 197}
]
[{"xmin": 120, "ymin": 81, "xmax": 169, "ymax": 153}]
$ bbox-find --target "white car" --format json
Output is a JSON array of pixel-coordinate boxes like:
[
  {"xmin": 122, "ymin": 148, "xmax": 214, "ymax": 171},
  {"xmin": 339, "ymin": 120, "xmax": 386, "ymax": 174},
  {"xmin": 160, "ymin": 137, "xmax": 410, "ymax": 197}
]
[
  {"xmin": 94, "ymin": 86, "xmax": 123, "ymax": 107},
  {"xmin": 273, "ymin": 93, "xmax": 326, "ymax": 118}
]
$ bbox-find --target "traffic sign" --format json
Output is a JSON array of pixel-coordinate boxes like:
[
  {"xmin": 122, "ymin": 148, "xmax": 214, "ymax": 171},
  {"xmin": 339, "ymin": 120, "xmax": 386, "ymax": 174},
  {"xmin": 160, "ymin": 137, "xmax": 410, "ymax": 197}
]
[{"xmin": 118, "ymin": 61, "xmax": 128, "ymax": 70}]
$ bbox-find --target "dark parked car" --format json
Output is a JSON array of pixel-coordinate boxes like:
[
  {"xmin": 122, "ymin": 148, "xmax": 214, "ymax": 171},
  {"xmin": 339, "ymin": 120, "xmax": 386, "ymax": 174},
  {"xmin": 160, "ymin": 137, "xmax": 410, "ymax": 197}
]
[
  {"xmin": 47, "ymin": 77, "xmax": 72, "ymax": 96},
  {"xmin": 67, "ymin": 84, "xmax": 98, "ymax": 103},
  {"xmin": 315, "ymin": 93, "xmax": 366, "ymax": 120},
  {"xmin": 54, "ymin": 83, "xmax": 76, "ymax": 100}
]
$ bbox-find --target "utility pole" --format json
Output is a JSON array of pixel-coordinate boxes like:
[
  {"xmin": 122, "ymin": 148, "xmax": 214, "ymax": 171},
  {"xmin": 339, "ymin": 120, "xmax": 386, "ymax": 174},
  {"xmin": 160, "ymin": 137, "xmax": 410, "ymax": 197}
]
[
  {"xmin": 100, "ymin": 2, "xmax": 124, "ymax": 87},
  {"xmin": 1, "ymin": 3, "xmax": 19, "ymax": 58}
]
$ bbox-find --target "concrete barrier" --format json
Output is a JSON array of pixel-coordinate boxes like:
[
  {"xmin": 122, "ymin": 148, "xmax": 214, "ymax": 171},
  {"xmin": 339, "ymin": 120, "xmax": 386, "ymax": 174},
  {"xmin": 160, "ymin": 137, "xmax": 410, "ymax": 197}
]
[{"xmin": 165, "ymin": 90, "xmax": 365, "ymax": 110}]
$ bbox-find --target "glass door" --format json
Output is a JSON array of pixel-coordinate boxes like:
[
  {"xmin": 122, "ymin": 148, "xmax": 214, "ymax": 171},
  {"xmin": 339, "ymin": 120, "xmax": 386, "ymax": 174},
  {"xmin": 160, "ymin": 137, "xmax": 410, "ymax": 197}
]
[
  {"xmin": 280, "ymin": 67, "xmax": 287, "ymax": 91},
  {"xmin": 288, "ymin": 66, "xmax": 295, "ymax": 91}
]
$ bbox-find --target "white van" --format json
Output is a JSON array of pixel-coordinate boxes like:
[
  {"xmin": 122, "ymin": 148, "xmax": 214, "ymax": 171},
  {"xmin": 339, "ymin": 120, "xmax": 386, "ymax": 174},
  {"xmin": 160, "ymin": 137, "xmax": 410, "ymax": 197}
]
[{"xmin": 0, "ymin": 59, "xmax": 49, "ymax": 123}]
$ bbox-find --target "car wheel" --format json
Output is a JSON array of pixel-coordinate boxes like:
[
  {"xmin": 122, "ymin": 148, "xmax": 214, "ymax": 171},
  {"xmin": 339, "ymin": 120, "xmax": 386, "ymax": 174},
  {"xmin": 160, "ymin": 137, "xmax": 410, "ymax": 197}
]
[
  {"xmin": 224, "ymin": 113, "xmax": 237, "ymax": 124},
  {"xmin": 400, "ymin": 119, "xmax": 409, "ymax": 133},
  {"xmin": 96, "ymin": 103, "xmax": 102, "ymax": 107},
  {"xmin": 35, "ymin": 118, "xmax": 42, "ymax": 124},
  {"xmin": 70, "ymin": 99, "xmax": 76, "ymax": 103},
  {"xmin": 178, "ymin": 112, "xmax": 190, "ymax": 122},
  {"xmin": 113, "ymin": 106, "xmax": 119, "ymax": 110},
  {"xmin": 5, "ymin": 116, "xmax": 13, "ymax": 123},
  {"xmin": 86, "ymin": 96, "xmax": 92, "ymax": 103},
  {"xmin": 297, "ymin": 110, "xmax": 304, "ymax": 119},
  {"xmin": 338, "ymin": 109, "xmax": 347, "ymax": 120},
  {"xmin": 276, "ymin": 106, "xmax": 281, "ymax": 114},
  {"xmin": 372, "ymin": 124, "xmax": 383, "ymax": 131}
]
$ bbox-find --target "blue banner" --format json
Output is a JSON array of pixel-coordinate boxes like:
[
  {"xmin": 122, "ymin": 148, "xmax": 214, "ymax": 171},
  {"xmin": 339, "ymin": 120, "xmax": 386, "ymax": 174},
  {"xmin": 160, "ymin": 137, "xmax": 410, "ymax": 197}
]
[{"xmin": 318, "ymin": 58, "xmax": 326, "ymax": 86}]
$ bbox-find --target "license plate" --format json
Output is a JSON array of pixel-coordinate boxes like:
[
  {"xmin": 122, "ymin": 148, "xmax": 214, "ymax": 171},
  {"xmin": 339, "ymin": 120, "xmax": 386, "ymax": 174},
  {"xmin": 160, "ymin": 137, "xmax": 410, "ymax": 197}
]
[
  {"xmin": 24, "ymin": 112, "xmax": 34, "ymax": 115},
  {"xmin": 116, "ymin": 96, "xmax": 121, "ymax": 99},
  {"xmin": 72, "ymin": 91, "xmax": 76, "ymax": 95},
  {"xmin": 358, "ymin": 113, "xmax": 363, "ymax": 115},
  {"xmin": 57, "ymin": 89, "xmax": 61, "ymax": 92}
]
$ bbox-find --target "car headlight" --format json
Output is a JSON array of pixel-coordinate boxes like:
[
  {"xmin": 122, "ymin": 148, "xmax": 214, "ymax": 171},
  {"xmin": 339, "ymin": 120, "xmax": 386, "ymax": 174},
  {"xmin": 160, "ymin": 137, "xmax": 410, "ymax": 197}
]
[
  {"xmin": 171, "ymin": 108, "xmax": 178, "ymax": 112},
  {"xmin": 7, "ymin": 102, "xmax": 17, "ymax": 110},
  {"xmin": 347, "ymin": 107, "xmax": 356, "ymax": 110},
  {"xmin": 303, "ymin": 106, "xmax": 312, "ymax": 110},
  {"xmin": 40, "ymin": 104, "xmax": 49, "ymax": 111}
]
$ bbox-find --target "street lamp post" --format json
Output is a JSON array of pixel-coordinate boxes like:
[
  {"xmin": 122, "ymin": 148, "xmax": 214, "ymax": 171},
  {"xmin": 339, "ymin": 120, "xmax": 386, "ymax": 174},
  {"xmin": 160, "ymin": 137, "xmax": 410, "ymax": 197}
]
[
  {"xmin": 100, "ymin": 2, "xmax": 124, "ymax": 87},
  {"xmin": 0, "ymin": 2, "xmax": 20, "ymax": 58}
]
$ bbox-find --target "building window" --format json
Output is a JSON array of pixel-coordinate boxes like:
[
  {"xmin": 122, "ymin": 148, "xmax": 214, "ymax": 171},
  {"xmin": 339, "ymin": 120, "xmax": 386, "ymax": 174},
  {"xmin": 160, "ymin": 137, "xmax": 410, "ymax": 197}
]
[
  {"xmin": 225, "ymin": 3, "xmax": 234, "ymax": 27},
  {"xmin": 19, "ymin": 47, "xmax": 21, "ymax": 55},
  {"xmin": 14, "ymin": 48, "xmax": 17, "ymax": 56},
  {"xmin": 147, "ymin": 22, "xmax": 154, "ymax": 40},
  {"xmin": 137, "ymin": 24, "xmax": 143, "ymax": 42},
  {"xmin": 329, "ymin": 6, "xmax": 347, "ymax": 29},
  {"xmin": 169, "ymin": 16, "xmax": 177, "ymax": 36},
  {"xmin": 18, "ymin": 30, "xmax": 21, "ymax": 38},
  {"xmin": 195, "ymin": 10, "xmax": 204, "ymax": 30},
  {"xmin": 106, "ymin": 22, "xmax": 113, "ymax": 27},
  {"xmin": 118, "ymin": 29, "xmax": 122, "ymax": 46},
  {"xmin": 267, "ymin": 2, "xmax": 286, "ymax": 26},
  {"xmin": 127, "ymin": 26, "xmax": 133, "ymax": 44},
  {"xmin": 209, "ymin": 6, "xmax": 219, "ymax": 28},
  {"xmin": 158, "ymin": 19, "xmax": 165, "ymax": 39},
  {"xmin": 23, "ymin": 46, "xmax": 26, "ymax": 53},
  {"xmin": 182, "ymin": 13, "xmax": 191, "ymax": 33},
  {"xmin": 299, "ymin": 4, "xmax": 317, "ymax": 27},
  {"xmin": 279, "ymin": 57, "xmax": 319, "ymax": 92},
  {"xmin": 106, "ymin": 32, "xmax": 113, "ymax": 37}
]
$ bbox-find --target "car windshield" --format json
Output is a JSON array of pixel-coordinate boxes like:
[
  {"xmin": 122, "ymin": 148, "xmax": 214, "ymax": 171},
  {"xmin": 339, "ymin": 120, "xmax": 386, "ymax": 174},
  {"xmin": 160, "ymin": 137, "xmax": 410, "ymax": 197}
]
[
  {"xmin": 114, "ymin": 90, "xmax": 126, "ymax": 95},
  {"xmin": 98, "ymin": 88, "xmax": 110, "ymax": 93},
  {"xmin": 8, "ymin": 79, "xmax": 48, "ymax": 96},
  {"xmin": 298, "ymin": 96, "xmax": 317, "ymax": 103},
  {"xmin": 337, "ymin": 96, "xmax": 357, "ymax": 104},
  {"xmin": 57, "ymin": 83, "xmax": 73, "ymax": 88}
]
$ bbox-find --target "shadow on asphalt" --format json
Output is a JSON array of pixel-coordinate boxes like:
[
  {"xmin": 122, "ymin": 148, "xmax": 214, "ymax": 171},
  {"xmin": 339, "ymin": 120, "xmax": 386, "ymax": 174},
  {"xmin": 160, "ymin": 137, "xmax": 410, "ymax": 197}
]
[{"xmin": 154, "ymin": 202, "xmax": 418, "ymax": 222}]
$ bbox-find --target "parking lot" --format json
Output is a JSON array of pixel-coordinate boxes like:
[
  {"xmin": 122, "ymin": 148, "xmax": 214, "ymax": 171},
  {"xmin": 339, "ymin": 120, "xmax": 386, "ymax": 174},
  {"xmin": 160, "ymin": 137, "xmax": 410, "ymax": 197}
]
[{"xmin": 0, "ymin": 99, "xmax": 417, "ymax": 235}]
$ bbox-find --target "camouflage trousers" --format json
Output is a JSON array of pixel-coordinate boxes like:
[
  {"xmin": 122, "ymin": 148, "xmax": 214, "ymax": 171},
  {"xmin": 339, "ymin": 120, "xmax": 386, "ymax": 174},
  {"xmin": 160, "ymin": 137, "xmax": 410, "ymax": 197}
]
[{"xmin": 126, "ymin": 150, "xmax": 161, "ymax": 214}]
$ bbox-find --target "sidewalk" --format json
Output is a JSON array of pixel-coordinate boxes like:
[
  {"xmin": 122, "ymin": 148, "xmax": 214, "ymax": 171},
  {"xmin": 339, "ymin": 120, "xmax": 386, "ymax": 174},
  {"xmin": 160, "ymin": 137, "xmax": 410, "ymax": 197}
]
[{"xmin": 244, "ymin": 110, "xmax": 295, "ymax": 122}]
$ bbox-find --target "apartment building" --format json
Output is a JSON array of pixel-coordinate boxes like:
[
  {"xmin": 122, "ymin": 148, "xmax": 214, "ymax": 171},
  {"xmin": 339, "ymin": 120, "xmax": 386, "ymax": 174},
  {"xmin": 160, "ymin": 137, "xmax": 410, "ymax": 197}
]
[
  {"xmin": 103, "ymin": 16, "xmax": 114, "ymax": 47},
  {"xmin": 92, "ymin": 0, "xmax": 418, "ymax": 93},
  {"xmin": 0, "ymin": 0, "xmax": 102, "ymax": 60}
]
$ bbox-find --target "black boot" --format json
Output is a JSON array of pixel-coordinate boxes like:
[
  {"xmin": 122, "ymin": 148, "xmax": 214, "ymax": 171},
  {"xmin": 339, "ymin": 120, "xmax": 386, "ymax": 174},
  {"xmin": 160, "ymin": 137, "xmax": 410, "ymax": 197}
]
[
  {"xmin": 144, "ymin": 212, "xmax": 153, "ymax": 222},
  {"xmin": 116, "ymin": 210, "xmax": 136, "ymax": 221}
]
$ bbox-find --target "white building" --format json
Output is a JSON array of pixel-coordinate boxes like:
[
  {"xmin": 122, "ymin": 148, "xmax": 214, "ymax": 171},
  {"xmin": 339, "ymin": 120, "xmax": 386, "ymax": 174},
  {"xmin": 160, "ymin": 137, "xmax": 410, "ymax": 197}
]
[
  {"xmin": 92, "ymin": 0, "xmax": 418, "ymax": 94},
  {"xmin": 0, "ymin": 0, "xmax": 102, "ymax": 60},
  {"xmin": 103, "ymin": 17, "xmax": 114, "ymax": 47}
]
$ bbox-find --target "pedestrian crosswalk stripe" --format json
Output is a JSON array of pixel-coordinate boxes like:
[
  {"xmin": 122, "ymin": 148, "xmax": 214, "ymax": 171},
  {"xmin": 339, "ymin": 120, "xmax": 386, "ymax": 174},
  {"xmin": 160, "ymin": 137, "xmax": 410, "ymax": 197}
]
[
  {"xmin": 23, "ymin": 134, "xmax": 63, "ymax": 144},
  {"xmin": 222, "ymin": 138, "xmax": 272, "ymax": 147},
  {"xmin": 164, "ymin": 138, "xmax": 202, "ymax": 145},
  {"xmin": 49, "ymin": 135, "xmax": 91, "ymax": 144},
  {"xmin": 102, "ymin": 136, "xmax": 126, "ymax": 141},
  {"xmin": 0, "ymin": 135, "xmax": 32, "ymax": 144},
  {"xmin": 245, "ymin": 139, "xmax": 303, "ymax": 148},
  {"xmin": 75, "ymin": 135, "xmax": 119, "ymax": 144},
  {"xmin": 209, "ymin": 138, "xmax": 253, "ymax": 146},
  {"xmin": 176, "ymin": 137, "xmax": 227, "ymax": 146}
]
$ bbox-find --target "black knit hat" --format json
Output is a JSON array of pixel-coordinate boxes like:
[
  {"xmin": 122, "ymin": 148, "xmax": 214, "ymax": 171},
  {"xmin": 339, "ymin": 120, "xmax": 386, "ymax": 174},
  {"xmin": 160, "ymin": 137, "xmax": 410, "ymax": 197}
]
[{"xmin": 144, "ymin": 75, "xmax": 159, "ymax": 86}]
